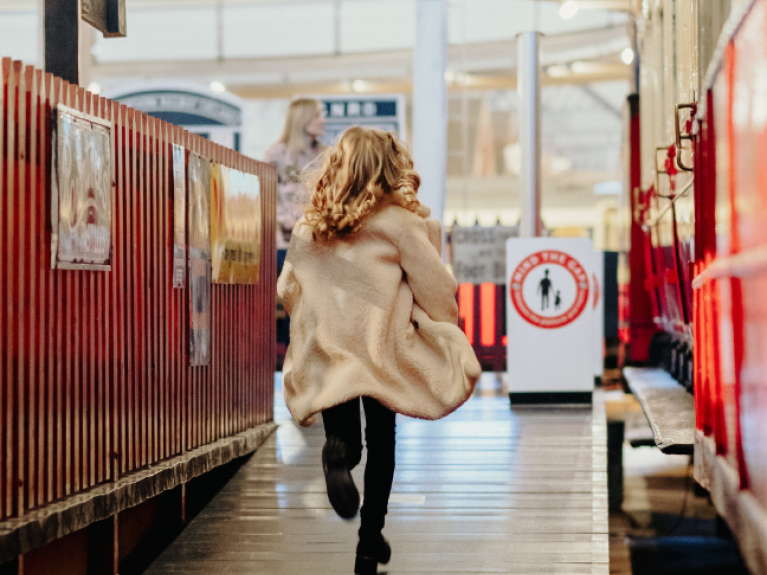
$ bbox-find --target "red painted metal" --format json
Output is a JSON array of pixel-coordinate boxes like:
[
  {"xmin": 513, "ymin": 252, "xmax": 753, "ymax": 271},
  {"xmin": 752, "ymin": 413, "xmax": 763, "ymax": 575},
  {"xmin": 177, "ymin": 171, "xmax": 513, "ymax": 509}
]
[
  {"xmin": 620, "ymin": 95, "xmax": 656, "ymax": 363},
  {"xmin": 457, "ymin": 283, "xmax": 506, "ymax": 372},
  {"xmin": 479, "ymin": 283, "xmax": 495, "ymax": 347},
  {"xmin": 0, "ymin": 57, "xmax": 275, "ymax": 521}
]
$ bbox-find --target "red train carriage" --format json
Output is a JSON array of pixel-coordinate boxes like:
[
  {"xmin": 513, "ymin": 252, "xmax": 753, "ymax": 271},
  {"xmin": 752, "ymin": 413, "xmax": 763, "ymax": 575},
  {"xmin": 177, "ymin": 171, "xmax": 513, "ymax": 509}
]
[{"xmin": 622, "ymin": 1, "xmax": 767, "ymax": 572}]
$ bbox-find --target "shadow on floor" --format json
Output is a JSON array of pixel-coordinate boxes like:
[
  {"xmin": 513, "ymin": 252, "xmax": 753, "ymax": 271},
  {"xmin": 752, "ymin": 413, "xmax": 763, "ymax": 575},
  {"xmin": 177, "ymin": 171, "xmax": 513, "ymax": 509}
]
[{"xmin": 629, "ymin": 535, "xmax": 749, "ymax": 575}]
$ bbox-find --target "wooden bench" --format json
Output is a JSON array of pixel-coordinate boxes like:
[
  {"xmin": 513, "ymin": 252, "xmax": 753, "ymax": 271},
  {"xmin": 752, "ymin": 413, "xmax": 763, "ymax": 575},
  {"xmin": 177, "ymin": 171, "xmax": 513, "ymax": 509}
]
[{"xmin": 623, "ymin": 367, "xmax": 695, "ymax": 455}]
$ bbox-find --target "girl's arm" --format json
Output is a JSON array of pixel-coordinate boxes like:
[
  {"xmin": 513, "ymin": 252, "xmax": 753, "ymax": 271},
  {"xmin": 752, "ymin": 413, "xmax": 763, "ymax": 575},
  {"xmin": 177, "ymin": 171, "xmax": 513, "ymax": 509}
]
[
  {"xmin": 397, "ymin": 214, "xmax": 458, "ymax": 325},
  {"xmin": 276, "ymin": 259, "xmax": 300, "ymax": 315}
]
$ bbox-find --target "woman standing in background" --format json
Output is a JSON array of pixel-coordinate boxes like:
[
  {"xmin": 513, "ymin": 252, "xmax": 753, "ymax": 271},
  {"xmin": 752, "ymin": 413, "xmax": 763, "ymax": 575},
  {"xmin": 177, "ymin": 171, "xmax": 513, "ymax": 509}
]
[
  {"xmin": 265, "ymin": 98, "xmax": 326, "ymax": 365},
  {"xmin": 265, "ymin": 98, "xmax": 327, "ymax": 251}
]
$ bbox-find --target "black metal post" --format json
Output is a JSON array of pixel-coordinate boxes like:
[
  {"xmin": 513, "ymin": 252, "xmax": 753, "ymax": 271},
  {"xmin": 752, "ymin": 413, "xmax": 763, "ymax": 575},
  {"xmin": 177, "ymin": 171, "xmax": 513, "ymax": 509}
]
[{"xmin": 44, "ymin": 0, "xmax": 81, "ymax": 85}]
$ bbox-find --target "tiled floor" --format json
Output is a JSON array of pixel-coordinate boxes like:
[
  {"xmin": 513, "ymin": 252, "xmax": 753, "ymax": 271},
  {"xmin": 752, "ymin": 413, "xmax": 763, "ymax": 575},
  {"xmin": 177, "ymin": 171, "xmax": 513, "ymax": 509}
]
[{"xmin": 145, "ymin": 374, "xmax": 608, "ymax": 574}]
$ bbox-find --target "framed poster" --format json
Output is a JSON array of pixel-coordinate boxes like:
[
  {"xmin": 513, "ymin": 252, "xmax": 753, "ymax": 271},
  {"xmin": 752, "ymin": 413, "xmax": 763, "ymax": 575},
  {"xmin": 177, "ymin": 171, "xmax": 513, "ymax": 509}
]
[
  {"xmin": 210, "ymin": 165, "xmax": 261, "ymax": 284},
  {"xmin": 51, "ymin": 105, "xmax": 112, "ymax": 271},
  {"xmin": 172, "ymin": 144, "xmax": 186, "ymax": 288},
  {"xmin": 188, "ymin": 152, "xmax": 212, "ymax": 366}
]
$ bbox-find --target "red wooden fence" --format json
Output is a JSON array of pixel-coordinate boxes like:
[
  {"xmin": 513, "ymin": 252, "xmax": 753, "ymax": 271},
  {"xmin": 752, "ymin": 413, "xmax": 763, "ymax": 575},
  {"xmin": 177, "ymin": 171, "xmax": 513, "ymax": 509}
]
[{"xmin": 0, "ymin": 57, "xmax": 276, "ymax": 521}]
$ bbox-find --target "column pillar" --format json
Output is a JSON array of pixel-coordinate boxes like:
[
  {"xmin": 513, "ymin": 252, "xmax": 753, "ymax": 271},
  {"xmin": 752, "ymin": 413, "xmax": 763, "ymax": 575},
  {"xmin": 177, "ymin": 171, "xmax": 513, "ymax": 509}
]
[
  {"xmin": 412, "ymin": 0, "xmax": 448, "ymax": 226},
  {"xmin": 517, "ymin": 31, "xmax": 543, "ymax": 238}
]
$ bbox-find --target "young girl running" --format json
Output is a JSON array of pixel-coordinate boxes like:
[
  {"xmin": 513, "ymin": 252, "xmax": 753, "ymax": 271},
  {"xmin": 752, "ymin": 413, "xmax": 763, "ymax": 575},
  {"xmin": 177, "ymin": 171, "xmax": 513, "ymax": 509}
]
[{"xmin": 277, "ymin": 126, "xmax": 480, "ymax": 575}]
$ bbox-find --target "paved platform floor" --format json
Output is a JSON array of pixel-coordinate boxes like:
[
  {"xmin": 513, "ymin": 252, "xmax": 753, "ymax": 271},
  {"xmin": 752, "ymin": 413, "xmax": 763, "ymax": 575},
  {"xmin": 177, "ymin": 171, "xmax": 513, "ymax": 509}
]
[{"xmin": 145, "ymin": 375, "xmax": 608, "ymax": 574}]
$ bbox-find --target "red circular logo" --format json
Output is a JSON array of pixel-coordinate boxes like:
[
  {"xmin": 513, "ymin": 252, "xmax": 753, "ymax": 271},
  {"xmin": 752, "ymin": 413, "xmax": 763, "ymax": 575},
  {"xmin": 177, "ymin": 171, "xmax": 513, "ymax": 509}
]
[{"xmin": 510, "ymin": 250, "xmax": 590, "ymax": 329}]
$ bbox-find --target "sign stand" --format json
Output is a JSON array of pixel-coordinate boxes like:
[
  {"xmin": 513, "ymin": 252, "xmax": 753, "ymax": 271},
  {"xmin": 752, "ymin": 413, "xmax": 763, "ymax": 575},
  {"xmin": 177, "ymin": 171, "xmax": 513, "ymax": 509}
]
[
  {"xmin": 506, "ymin": 238, "xmax": 596, "ymax": 404},
  {"xmin": 593, "ymin": 250, "xmax": 605, "ymax": 384}
]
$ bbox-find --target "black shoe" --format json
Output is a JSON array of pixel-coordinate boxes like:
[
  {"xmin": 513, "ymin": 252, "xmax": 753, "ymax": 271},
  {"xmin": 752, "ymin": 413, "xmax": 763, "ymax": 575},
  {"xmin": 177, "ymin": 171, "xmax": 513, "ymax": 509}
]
[
  {"xmin": 357, "ymin": 532, "xmax": 391, "ymax": 564},
  {"xmin": 322, "ymin": 437, "xmax": 359, "ymax": 519},
  {"xmin": 354, "ymin": 555, "xmax": 377, "ymax": 575},
  {"xmin": 355, "ymin": 533, "xmax": 390, "ymax": 574}
]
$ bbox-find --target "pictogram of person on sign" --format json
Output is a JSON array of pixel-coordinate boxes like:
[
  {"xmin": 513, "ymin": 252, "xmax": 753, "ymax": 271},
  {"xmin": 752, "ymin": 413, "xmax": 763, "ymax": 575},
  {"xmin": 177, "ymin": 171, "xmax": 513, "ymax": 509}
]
[{"xmin": 537, "ymin": 269, "xmax": 553, "ymax": 311}]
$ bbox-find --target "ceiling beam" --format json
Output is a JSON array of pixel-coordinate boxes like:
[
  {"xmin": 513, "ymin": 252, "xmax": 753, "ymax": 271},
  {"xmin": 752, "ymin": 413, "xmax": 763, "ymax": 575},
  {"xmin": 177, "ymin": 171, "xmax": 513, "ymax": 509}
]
[{"xmin": 91, "ymin": 24, "xmax": 629, "ymax": 95}]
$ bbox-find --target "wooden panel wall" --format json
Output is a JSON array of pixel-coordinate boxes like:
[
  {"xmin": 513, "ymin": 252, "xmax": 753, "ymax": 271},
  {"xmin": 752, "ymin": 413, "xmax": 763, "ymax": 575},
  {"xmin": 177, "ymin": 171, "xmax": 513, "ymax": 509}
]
[{"xmin": 0, "ymin": 57, "xmax": 276, "ymax": 521}]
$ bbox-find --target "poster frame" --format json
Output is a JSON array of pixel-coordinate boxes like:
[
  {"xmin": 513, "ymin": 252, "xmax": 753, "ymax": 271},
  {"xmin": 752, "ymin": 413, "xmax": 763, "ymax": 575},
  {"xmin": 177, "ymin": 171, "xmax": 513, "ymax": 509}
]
[{"xmin": 51, "ymin": 104, "xmax": 113, "ymax": 272}]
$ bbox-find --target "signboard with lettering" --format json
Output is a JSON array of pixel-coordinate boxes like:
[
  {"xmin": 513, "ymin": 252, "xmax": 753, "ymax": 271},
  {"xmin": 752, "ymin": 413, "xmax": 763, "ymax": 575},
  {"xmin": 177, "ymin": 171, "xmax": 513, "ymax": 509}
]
[
  {"xmin": 105, "ymin": 83, "xmax": 244, "ymax": 152},
  {"xmin": 319, "ymin": 95, "xmax": 407, "ymax": 145},
  {"xmin": 451, "ymin": 224, "xmax": 518, "ymax": 284},
  {"xmin": 506, "ymin": 238, "xmax": 595, "ymax": 400},
  {"xmin": 51, "ymin": 105, "xmax": 112, "ymax": 271}
]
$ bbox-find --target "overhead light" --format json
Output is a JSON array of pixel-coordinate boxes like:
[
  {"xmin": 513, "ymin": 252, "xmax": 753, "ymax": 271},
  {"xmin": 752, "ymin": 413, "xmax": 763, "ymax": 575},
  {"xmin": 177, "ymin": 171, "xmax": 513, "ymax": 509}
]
[
  {"xmin": 546, "ymin": 65, "xmax": 571, "ymax": 78},
  {"xmin": 570, "ymin": 61, "xmax": 601, "ymax": 74},
  {"xmin": 351, "ymin": 79, "xmax": 366, "ymax": 93},
  {"xmin": 210, "ymin": 81, "xmax": 226, "ymax": 93},
  {"xmin": 593, "ymin": 181, "xmax": 622, "ymax": 195},
  {"xmin": 444, "ymin": 69, "xmax": 456, "ymax": 84},
  {"xmin": 559, "ymin": 1, "xmax": 579, "ymax": 20},
  {"xmin": 86, "ymin": 82, "xmax": 101, "ymax": 95},
  {"xmin": 621, "ymin": 47, "xmax": 635, "ymax": 65}
]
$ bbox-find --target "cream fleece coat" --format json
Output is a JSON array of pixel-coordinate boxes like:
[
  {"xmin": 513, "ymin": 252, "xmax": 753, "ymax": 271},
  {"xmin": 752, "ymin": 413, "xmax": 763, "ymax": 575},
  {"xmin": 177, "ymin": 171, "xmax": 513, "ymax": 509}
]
[{"xmin": 277, "ymin": 201, "xmax": 481, "ymax": 426}]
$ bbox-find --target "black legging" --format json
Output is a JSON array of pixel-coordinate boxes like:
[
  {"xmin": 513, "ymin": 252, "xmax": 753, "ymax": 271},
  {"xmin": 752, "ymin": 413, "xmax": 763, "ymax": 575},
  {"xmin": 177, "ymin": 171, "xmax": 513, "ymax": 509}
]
[{"xmin": 322, "ymin": 397, "xmax": 396, "ymax": 536}]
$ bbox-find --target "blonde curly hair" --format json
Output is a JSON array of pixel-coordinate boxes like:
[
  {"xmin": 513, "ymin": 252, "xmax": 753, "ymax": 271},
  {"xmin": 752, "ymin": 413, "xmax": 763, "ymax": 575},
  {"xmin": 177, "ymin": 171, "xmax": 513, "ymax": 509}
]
[{"xmin": 303, "ymin": 126, "xmax": 422, "ymax": 240}]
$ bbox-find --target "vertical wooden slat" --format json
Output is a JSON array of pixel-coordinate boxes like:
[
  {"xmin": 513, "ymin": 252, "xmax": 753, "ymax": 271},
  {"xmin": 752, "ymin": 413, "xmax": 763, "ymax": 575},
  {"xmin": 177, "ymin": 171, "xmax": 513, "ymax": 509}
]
[
  {"xmin": 21, "ymin": 62, "xmax": 32, "ymax": 509},
  {"xmin": 180, "ymin": 128, "xmax": 188, "ymax": 456},
  {"xmin": 139, "ymin": 111, "xmax": 148, "ymax": 468},
  {"xmin": 0, "ymin": 57, "xmax": 5, "ymax": 522},
  {"xmin": 147, "ymin": 115, "xmax": 155, "ymax": 465},
  {"xmin": 2, "ymin": 57, "xmax": 12, "ymax": 518},
  {"xmin": 71, "ymin": 85, "xmax": 82, "ymax": 497},
  {"xmin": 115, "ymin": 103, "xmax": 127, "ymax": 480},
  {"xmin": 29, "ymin": 66, "xmax": 42, "ymax": 510},
  {"xmin": 8, "ymin": 60, "xmax": 20, "ymax": 517},
  {"xmin": 51, "ymin": 74, "xmax": 64, "ymax": 503},
  {"xmin": 126, "ymin": 107, "xmax": 136, "ymax": 472},
  {"xmin": 153, "ymin": 117, "xmax": 161, "ymax": 462},
  {"xmin": 100, "ymin": 96, "xmax": 111, "ymax": 485},
  {"xmin": 13, "ymin": 61, "xmax": 27, "ymax": 515}
]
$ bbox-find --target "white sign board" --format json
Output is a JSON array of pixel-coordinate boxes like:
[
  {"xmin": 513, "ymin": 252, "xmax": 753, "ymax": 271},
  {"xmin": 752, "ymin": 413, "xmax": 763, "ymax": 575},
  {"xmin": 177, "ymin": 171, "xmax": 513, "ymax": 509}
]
[
  {"xmin": 506, "ymin": 238, "xmax": 595, "ymax": 400},
  {"xmin": 592, "ymin": 251, "xmax": 605, "ymax": 379}
]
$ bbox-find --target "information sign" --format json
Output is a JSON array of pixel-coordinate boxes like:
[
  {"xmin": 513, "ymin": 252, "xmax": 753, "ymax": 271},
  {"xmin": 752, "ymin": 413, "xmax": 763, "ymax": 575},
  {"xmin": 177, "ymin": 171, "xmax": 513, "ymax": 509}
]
[
  {"xmin": 451, "ymin": 223, "xmax": 518, "ymax": 285},
  {"xmin": 319, "ymin": 95, "xmax": 407, "ymax": 145},
  {"xmin": 506, "ymin": 238, "xmax": 595, "ymax": 400}
]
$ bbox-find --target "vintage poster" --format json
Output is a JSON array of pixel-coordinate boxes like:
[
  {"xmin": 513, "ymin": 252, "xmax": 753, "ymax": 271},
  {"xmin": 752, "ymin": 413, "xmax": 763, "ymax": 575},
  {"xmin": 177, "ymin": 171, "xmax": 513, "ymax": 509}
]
[
  {"xmin": 172, "ymin": 144, "xmax": 186, "ymax": 288},
  {"xmin": 210, "ymin": 165, "xmax": 261, "ymax": 284},
  {"xmin": 188, "ymin": 152, "xmax": 212, "ymax": 366},
  {"xmin": 51, "ymin": 105, "xmax": 112, "ymax": 270}
]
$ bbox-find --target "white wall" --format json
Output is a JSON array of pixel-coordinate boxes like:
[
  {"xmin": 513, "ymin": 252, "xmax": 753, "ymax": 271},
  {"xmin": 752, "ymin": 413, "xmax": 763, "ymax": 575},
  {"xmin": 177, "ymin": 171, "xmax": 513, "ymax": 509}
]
[
  {"xmin": 242, "ymin": 98, "xmax": 291, "ymax": 160},
  {"xmin": 0, "ymin": 10, "xmax": 38, "ymax": 64}
]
